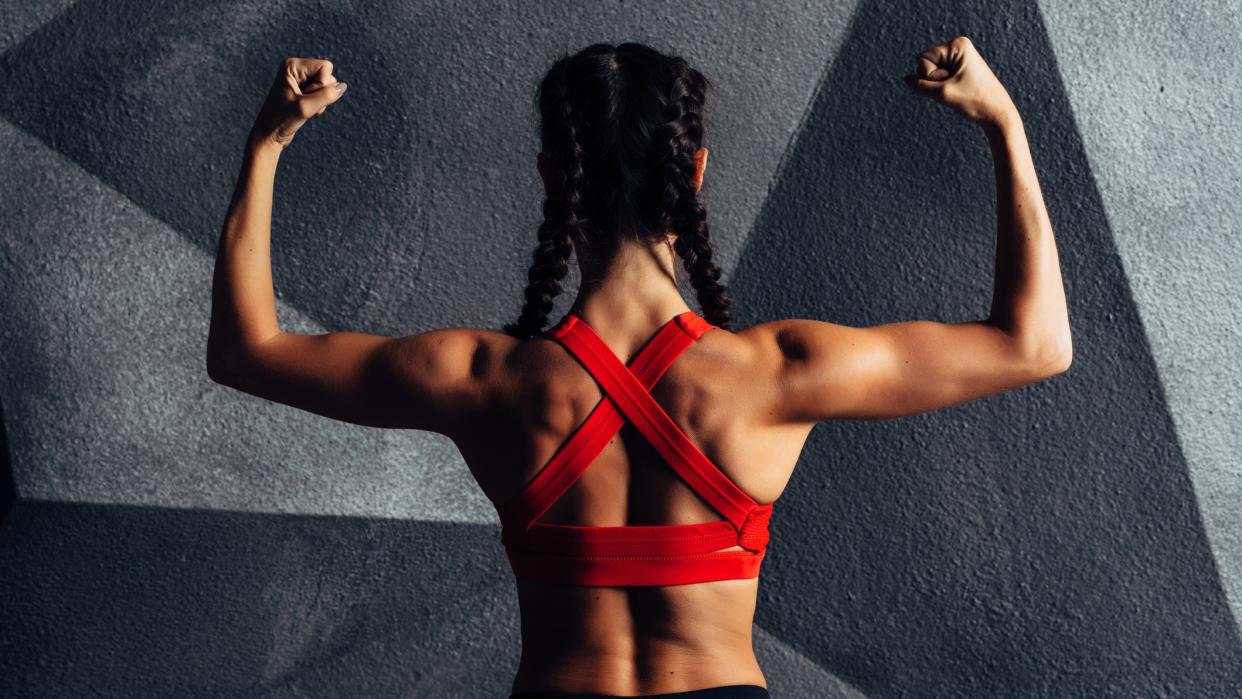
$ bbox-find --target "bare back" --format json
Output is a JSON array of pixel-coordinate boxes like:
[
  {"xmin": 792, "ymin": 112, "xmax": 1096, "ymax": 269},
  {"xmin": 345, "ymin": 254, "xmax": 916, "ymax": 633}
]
[
  {"xmin": 454, "ymin": 318, "xmax": 810, "ymax": 695},
  {"xmin": 207, "ymin": 33, "xmax": 1070, "ymax": 699}
]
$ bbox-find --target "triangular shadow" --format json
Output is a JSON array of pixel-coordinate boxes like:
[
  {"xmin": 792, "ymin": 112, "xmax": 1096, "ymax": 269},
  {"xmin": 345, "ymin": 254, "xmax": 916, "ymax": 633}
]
[
  {"xmin": 729, "ymin": 1, "xmax": 1242, "ymax": 695},
  {"xmin": 0, "ymin": 0, "xmax": 424, "ymax": 332},
  {"xmin": 0, "ymin": 397, "xmax": 13, "ymax": 524},
  {"xmin": 0, "ymin": 501, "xmax": 518, "ymax": 697}
]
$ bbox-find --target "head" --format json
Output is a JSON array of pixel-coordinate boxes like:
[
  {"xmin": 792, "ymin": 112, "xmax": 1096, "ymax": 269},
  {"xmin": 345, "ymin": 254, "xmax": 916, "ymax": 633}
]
[{"xmin": 503, "ymin": 42, "xmax": 732, "ymax": 340}]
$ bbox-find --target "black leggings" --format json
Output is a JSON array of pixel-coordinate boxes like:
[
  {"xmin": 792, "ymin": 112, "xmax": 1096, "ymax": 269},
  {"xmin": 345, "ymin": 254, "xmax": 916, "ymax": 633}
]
[{"xmin": 509, "ymin": 684, "xmax": 770, "ymax": 699}]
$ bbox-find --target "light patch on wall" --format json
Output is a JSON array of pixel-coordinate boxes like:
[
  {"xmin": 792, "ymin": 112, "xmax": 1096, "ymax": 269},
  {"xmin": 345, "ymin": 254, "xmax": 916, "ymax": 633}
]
[{"xmin": 1040, "ymin": 0, "xmax": 1242, "ymax": 630}]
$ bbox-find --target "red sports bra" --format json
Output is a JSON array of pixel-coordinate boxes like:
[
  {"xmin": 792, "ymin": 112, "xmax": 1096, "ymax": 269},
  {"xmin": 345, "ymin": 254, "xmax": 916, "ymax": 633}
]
[{"xmin": 496, "ymin": 309, "xmax": 775, "ymax": 587}]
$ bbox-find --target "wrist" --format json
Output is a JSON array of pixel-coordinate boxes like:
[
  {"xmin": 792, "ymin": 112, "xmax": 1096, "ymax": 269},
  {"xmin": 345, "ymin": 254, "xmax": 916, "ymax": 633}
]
[
  {"xmin": 980, "ymin": 104, "xmax": 1021, "ymax": 140},
  {"xmin": 246, "ymin": 129, "xmax": 286, "ymax": 158}
]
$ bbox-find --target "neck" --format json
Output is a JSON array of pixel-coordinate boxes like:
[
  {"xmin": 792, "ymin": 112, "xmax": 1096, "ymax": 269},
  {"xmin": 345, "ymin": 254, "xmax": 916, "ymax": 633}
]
[{"xmin": 567, "ymin": 235, "xmax": 693, "ymax": 339}]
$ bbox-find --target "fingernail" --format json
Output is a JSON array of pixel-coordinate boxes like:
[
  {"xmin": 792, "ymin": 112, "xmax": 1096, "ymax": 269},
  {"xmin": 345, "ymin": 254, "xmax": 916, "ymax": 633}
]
[{"xmin": 336, "ymin": 82, "xmax": 348, "ymax": 94}]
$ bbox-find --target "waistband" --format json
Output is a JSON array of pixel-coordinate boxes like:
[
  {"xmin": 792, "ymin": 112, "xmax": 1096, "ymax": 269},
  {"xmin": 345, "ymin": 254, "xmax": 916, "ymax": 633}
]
[{"xmin": 510, "ymin": 683, "xmax": 771, "ymax": 698}]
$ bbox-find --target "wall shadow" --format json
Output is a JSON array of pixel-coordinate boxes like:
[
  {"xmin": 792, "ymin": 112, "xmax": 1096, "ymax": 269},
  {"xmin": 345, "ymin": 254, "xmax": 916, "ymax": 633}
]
[
  {"xmin": 0, "ymin": 501, "xmax": 519, "ymax": 697},
  {"xmin": 2, "ymin": 0, "xmax": 1238, "ymax": 695},
  {"xmin": 730, "ymin": 1, "xmax": 1242, "ymax": 696},
  {"xmin": 0, "ymin": 398, "xmax": 13, "ymax": 524},
  {"xmin": 0, "ymin": 0, "xmax": 421, "ymax": 332}
]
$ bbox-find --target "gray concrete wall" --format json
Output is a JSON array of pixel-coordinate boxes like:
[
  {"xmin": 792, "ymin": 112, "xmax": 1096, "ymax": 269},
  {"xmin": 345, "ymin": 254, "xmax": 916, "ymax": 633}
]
[{"xmin": 1, "ymin": 1, "xmax": 1239, "ymax": 696}]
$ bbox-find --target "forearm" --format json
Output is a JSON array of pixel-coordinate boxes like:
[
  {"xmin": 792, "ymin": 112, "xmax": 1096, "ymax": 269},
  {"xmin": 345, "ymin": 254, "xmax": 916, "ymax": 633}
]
[
  {"xmin": 982, "ymin": 109, "xmax": 1071, "ymax": 360},
  {"xmin": 208, "ymin": 134, "xmax": 286, "ymax": 369}
]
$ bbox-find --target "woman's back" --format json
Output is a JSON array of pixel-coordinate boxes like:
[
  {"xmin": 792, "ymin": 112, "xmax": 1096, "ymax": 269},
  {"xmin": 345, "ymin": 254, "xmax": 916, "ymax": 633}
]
[
  {"xmin": 209, "ymin": 36, "xmax": 1069, "ymax": 699},
  {"xmin": 456, "ymin": 308, "xmax": 811, "ymax": 695}
]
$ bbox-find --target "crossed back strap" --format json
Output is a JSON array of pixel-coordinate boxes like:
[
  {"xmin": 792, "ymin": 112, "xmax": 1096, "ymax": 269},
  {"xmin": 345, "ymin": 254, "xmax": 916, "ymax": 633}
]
[{"xmin": 499, "ymin": 310, "xmax": 760, "ymax": 533}]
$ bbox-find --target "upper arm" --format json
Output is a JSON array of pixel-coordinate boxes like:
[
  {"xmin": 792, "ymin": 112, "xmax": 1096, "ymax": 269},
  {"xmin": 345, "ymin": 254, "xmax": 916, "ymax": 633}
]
[
  {"xmin": 206, "ymin": 327, "xmax": 508, "ymax": 435},
  {"xmin": 740, "ymin": 318, "xmax": 1072, "ymax": 423}
]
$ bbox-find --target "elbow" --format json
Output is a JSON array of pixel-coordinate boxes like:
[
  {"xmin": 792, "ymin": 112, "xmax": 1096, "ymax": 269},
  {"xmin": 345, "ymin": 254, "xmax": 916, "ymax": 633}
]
[
  {"xmin": 1030, "ymin": 331, "xmax": 1073, "ymax": 378},
  {"xmin": 206, "ymin": 324, "xmax": 236, "ymax": 385},
  {"xmin": 206, "ymin": 352, "xmax": 236, "ymax": 386},
  {"xmin": 206, "ymin": 343, "xmax": 247, "ymax": 387},
  {"xmin": 206, "ymin": 329, "xmax": 277, "ymax": 387},
  {"xmin": 1001, "ymin": 323, "xmax": 1072, "ymax": 379},
  {"xmin": 1040, "ymin": 346, "xmax": 1072, "ymax": 377},
  {"xmin": 207, "ymin": 334, "xmax": 283, "ymax": 390}
]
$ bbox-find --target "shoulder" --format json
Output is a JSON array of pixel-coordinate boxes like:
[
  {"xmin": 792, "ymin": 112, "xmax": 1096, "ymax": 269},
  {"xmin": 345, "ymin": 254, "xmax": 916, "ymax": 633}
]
[
  {"xmin": 668, "ymin": 321, "xmax": 796, "ymax": 416},
  {"xmin": 377, "ymin": 326, "xmax": 533, "ymax": 391},
  {"xmin": 733, "ymin": 318, "xmax": 879, "ymax": 375},
  {"xmin": 366, "ymin": 327, "xmax": 532, "ymax": 434},
  {"xmin": 730, "ymin": 318, "xmax": 871, "ymax": 424},
  {"xmin": 378, "ymin": 324, "xmax": 586, "ymax": 403},
  {"xmin": 732, "ymin": 318, "xmax": 835, "ymax": 373},
  {"xmin": 734, "ymin": 316, "xmax": 860, "ymax": 354}
]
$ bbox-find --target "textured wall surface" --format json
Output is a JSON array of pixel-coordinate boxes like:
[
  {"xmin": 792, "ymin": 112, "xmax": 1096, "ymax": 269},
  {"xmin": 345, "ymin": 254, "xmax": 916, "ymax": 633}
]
[{"xmin": 2, "ymin": 1, "xmax": 1240, "ymax": 697}]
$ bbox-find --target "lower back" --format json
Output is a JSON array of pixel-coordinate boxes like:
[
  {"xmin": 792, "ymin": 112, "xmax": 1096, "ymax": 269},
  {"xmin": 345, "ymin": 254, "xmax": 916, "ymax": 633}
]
[{"xmin": 510, "ymin": 576, "xmax": 767, "ymax": 695}]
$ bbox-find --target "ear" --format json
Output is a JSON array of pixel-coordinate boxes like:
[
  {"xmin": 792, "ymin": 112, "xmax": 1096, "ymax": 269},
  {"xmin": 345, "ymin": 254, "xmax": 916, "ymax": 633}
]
[
  {"xmin": 693, "ymin": 147, "xmax": 708, "ymax": 194},
  {"xmin": 537, "ymin": 151, "xmax": 551, "ymax": 195}
]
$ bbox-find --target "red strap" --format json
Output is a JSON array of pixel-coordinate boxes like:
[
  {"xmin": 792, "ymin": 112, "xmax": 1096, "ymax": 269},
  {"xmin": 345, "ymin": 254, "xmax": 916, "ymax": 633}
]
[
  {"xmin": 553, "ymin": 312, "xmax": 758, "ymax": 530},
  {"xmin": 506, "ymin": 547, "xmax": 766, "ymax": 586},
  {"xmin": 498, "ymin": 313, "xmax": 695, "ymax": 531},
  {"xmin": 509, "ymin": 519, "xmax": 741, "ymax": 556}
]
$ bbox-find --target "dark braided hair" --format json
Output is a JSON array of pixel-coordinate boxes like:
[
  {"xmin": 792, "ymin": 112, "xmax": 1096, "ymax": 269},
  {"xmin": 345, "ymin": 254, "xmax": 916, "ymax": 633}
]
[{"xmin": 503, "ymin": 42, "xmax": 733, "ymax": 340}]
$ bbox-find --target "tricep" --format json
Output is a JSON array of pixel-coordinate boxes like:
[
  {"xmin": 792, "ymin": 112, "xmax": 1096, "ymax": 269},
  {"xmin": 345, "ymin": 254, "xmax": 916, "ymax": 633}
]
[{"xmin": 741, "ymin": 318, "xmax": 1071, "ymax": 423}]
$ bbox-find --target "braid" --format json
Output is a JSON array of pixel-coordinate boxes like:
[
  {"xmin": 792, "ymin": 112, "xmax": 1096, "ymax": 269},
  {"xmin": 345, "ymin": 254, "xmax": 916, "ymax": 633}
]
[
  {"xmin": 672, "ymin": 188, "xmax": 732, "ymax": 328},
  {"xmin": 656, "ymin": 69, "xmax": 733, "ymax": 328},
  {"xmin": 508, "ymin": 43, "xmax": 733, "ymax": 337},
  {"xmin": 504, "ymin": 62, "xmax": 586, "ymax": 340}
]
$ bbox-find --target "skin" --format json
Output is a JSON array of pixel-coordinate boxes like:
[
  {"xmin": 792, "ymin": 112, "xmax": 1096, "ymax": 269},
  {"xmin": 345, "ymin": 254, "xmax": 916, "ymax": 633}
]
[{"xmin": 208, "ymin": 37, "xmax": 1071, "ymax": 695}]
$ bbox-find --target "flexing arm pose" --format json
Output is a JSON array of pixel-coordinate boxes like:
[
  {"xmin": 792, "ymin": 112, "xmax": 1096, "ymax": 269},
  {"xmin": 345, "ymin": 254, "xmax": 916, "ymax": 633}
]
[
  {"xmin": 744, "ymin": 36, "xmax": 1071, "ymax": 422},
  {"xmin": 206, "ymin": 58, "xmax": 498, "ymax": 435},
  {"xmin": 208, "ymin": 39, "xmax": 1069, "ymax": 437}
]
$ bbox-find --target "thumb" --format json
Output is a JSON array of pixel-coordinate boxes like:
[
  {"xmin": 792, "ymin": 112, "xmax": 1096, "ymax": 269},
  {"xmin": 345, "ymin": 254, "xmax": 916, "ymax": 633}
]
[
  {"xmin": 301, "ymin": 81, "xmax": 348, "ymax": 116},
  {"xmin": 903, "ymin": 73, "xmax": 944, "ymax": 98}
]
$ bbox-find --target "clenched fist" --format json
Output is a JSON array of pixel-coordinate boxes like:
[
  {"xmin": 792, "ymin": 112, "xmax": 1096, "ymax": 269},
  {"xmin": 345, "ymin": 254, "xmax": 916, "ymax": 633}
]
[
  {"xmin": 903, "ymin": 36, "xmax": 1016, "ymax": 127},
  {"xmin": 249, "ymin": 57, "xmax": 348, "ymax": 150}
]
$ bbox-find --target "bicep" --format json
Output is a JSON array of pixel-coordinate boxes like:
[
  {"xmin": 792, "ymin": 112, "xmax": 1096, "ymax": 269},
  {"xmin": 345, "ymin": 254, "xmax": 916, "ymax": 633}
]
[
  {"xmin": 746, "ymin": 318, "xmax": 1070, "ymax": 423},
  {"xmin": 210, "ymin": 327, "xmax": 494, "ymax": 433}
]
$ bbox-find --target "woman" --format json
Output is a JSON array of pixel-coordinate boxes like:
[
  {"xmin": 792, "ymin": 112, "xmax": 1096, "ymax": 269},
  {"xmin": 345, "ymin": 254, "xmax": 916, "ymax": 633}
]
[{"xmin": 208, "ymin": 37, "xmax": 1070, "ymax": 699}]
